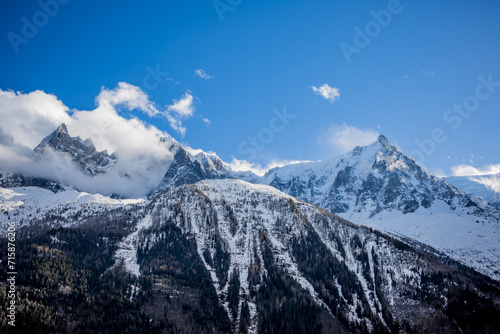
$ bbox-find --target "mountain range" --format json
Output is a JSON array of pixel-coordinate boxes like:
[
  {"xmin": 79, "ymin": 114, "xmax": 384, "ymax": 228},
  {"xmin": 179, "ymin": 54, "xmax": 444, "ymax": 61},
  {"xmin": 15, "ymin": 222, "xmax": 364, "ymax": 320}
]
[
  {"xmin": 1, "ymin": 124, "xmax": 499, "ymax": 333},
  {"xmin": 8, "ymin": 124, "xmax": 497, "ymax": 280}
]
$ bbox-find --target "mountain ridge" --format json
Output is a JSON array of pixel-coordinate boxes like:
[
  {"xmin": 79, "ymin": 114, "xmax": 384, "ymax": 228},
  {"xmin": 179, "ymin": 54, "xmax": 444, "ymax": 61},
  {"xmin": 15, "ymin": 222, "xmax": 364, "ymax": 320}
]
[
  {"xmin": 2, "ymin": 178, "xmax": 499, "ymax": 333},
  {"xmin": 34, "ymin": 123, "xmax": 118, "ymax": 176},
  {"xmin": 2, "ymin": 125, "xmax": 500, "ymax": 281}
]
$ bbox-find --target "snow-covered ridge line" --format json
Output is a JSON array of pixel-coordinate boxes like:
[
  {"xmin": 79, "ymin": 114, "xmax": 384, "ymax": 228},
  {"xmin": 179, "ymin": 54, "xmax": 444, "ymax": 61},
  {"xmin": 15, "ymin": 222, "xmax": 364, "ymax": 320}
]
[
  {"xmin": 0, "ymin": 186, "xmax": 145, "ymax": 236},
  {"xmin": 4, "ymin": 125, "xmax": 500, "ymax": 283}
]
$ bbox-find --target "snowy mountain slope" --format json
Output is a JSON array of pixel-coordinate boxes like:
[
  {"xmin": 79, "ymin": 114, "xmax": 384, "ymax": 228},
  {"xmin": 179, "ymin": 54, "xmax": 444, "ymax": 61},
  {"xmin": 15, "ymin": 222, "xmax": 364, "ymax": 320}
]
[
  {"xmin": 0, "ymin": 186, "xmax": 144, "ymax": 236},
  {"xmin": 446, "ymin": 173, "xmax": 500, "ymax": 209},
  {"xmin": 23, "ymin": 125, "xmax": 500, "ymax": 225},
  {"xmin": 2, "ymin": 178, "xmax": 499, "ymax": 332},
  {"xmin": 153, "ymin": 141, "xmax": 257, "ymax": 195},
  {"xmin": 113, "ymin": 214, "xmax": 153, "ymax": 277},
  {"xmin": 0, "ymin": 171, "xmax": 65, "ymax": 193},
  {"xmin": 357, "ymin": 204, "xmax": 500, "ymax": 282},
  {"xmin": 258, "ymin": 135, "xmax": 500, "ymax": 281},
  {"xmin": 156, "ymin": 141, "xmax": 229, "ymax": 190},
  {"xmin": 129, "ymin": 179, "xmax": 500, "ymax": 333},
  {"xmin": 261, "ymin": 135, "xmax": 498, "ymax": 220},
  {"xmin": 34, "ymin": 123, "xmax": 117, "ymax": 176}
]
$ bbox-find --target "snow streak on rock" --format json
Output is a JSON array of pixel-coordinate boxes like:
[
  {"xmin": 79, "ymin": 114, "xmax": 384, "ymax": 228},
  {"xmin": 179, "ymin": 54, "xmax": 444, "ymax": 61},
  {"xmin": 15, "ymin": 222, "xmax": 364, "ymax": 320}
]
[{"xmin": 113, "ymin": 214, "xmax": 152, "ymax": 277}]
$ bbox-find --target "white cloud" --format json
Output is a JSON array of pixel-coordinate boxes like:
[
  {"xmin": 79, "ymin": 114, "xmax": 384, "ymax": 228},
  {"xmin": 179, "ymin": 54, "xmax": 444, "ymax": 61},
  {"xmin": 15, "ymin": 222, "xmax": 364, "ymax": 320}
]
[
  {"xmin": 167, "ymin": 92, "xmax": 194, "ymax": 117},
  {"xmin": 228, "ymin": 158, "xmax": 267, "ymax": 176},
  {"xmin": 472, "ymin": 175, "xmax": 500, "ymax": 193},
  {"xmin": 422, "ymin": 70, "xmax": 435, "ymax": 78},
  {"xmin": 183, "ymin": 146, "xmax": 217, "ymax": 157},
  {"xmin": 96, "ymin": 83, "xmax": 199, "ymax": 137},
  {"xmin": 96, "ymin": 82, "xmax": 159, "ymax": 117},
  {"xmin": 450, "ymin": 164, "xmax": 500, "ymax": 194},
  {"xmin": 450, "ymin": 164, "xmax": 500, "ymax": 177},
  {"xmin": 165, "ymin": 92, "xmax": 196, "ymax": 136},
  {"xmin": 433, "ymin": 167, "xmax": 446, "ymax": 178},
  {"xmin": 0, "ymin": 140, "xmax": 33, "ymax": 171},
  {"xmin": 228, "ymin": 158, "xmax": 312, "ymax": 177},
  {"xmin": 194, "ymin": 69, "xmax": 213, "ymax": 79},
  {"xmin": 311, "ymin": 83, "xmax": 340, "ymax": 103},
  {"xmin": 0, "ymin": 84, "xmax": 179, "ymax": 198},
  {"xmin": 319, "ymin": 123, "xmax": 379, "ymax": 154},
  {"xmin": 0, "ymin": 89, "xmax": 71, "ymax": 148},
  {"xmin": 165, "ymin": 115, "xmax": 186, "ymax": 136}
]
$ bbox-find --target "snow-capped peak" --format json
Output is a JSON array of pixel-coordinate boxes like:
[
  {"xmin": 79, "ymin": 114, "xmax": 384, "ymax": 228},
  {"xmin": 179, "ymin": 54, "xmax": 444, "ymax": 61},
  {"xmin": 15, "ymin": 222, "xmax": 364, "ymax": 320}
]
[
  {"xmin": 34, "ymin": 123, "xmax": 117, "ymax": 176},
  {"xmin": 258, "ymin": 135, "xmax": 500, "ymax": 280},
  {"xmin": 34, "ymin": 123, "xmax": 70, "ymax": 151}
]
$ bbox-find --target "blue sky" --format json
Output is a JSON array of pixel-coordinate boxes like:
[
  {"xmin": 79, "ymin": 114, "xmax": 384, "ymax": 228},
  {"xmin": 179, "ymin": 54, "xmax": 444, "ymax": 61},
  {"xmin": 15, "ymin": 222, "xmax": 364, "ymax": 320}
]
[{"xmin": 1, "ymin": 0, "xmax": 500, "ymax": 176}]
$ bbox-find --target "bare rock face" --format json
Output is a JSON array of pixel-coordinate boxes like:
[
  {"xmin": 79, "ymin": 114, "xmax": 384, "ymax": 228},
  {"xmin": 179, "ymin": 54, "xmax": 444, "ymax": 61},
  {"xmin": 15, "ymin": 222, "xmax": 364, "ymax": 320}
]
[
  {"xmin": 34, "ymin": 123, "xmax": 117, "ymax": 176},
  {"xmin": 262, "ymin": 135, "xmax": 498, "ymax": 221},
  {"xmin": 154, "ymin": 141, "xmax": 257, "ymax": 196}
]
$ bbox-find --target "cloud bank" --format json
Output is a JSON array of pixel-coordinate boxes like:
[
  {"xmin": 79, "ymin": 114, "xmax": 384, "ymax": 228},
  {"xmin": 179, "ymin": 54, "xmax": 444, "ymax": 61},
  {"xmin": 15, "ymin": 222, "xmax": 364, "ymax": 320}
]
[
  {"xmin": 472, "ymin": 175, "xmax": 500, "ymax": 193},
  {"xmin": 228, "ymin": 158, "xmax": 313, "ymax": 177},
  {"xmin": 450, "ymin": 164, "xmax": 500, "ymax": 194},
  {"xmin": 0, "ymin": 83, "xmax": 205, "ymax": 197},
  {"xmin": 451, "ymin": 164, "xmax": 500, "ymax": 177}
]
